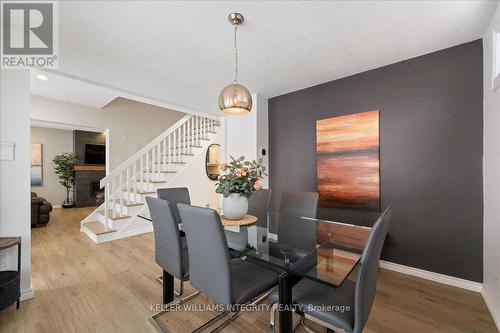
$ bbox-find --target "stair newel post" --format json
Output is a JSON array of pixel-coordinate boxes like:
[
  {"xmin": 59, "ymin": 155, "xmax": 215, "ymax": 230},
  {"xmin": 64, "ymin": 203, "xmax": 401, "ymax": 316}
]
[{"xmin": 104, "ymin": 184, "xmax": 109, "ymax": 231}]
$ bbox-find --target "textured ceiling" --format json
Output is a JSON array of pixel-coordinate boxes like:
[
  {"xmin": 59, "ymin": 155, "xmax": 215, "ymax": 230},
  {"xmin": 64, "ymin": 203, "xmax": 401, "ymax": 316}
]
[{"xmin": 55, "ymin": 1, "xmax": 497, "ymax": 114}]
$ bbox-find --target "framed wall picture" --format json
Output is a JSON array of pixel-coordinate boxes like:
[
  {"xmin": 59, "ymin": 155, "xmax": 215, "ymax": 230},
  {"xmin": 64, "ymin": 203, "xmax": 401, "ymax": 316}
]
[
  {"xmin": 316, "ymin": 110, "xmax": 380, "ymax": 211},
  {"xmin": 31, "ymin": 143, "xmax": 43, "ymax": 186}
]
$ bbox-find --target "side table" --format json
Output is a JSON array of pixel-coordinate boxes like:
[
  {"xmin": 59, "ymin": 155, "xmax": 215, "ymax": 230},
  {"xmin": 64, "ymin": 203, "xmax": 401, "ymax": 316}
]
[{"xmin": 0, "ymin": 237, "xmax": 21, "ymax": 310}]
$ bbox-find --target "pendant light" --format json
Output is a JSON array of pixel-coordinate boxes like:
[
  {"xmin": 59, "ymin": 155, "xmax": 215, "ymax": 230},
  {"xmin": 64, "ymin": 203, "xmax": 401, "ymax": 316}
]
[{"xmin": 218, "ymin": 13, "xmax": 252, "ymax": 115}]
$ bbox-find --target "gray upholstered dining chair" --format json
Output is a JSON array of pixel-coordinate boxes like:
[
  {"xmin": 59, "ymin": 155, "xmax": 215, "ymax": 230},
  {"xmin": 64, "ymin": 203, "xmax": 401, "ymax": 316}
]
[
  {"xmin": 155, "ymin": 187, "xmax": 191, "ymax": 290},
  {"xmin": 266, "ymin": 191, "xmax": 319, "ymax": 263},
  {"xmin": 145, "ymin": 197, "xmax": 200, "ymax": 333},
  {"xmin": 248, "ymin": 189, "xmax": 272, "ymax": 211},
  {"xmin": 268, "ymin": 207, "xmax": 393, "ymax": 333},
  {"xmin": 177, "ymin": 203, "xmax": 279, "ymax": 333},
  {"xmin": 157, "ymin": 187, "xmax": 191, "ymax": 226},
  {"xmin": 280, "ymin": 191, "xmax": 319, "ymax": 218}
]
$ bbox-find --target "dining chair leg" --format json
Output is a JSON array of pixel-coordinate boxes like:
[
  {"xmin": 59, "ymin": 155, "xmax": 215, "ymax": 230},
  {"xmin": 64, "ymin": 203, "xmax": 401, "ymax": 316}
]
[
  {"xmin": 156, "ymin": 276, "xmax": 184, "ymax": 297},
  {"xmin": 269, "ymin": 303, "xmax": 278, "ymax": 333},
  {"xmin": 251, "ymin": 286, "xmax": 277, "ymax": 305}
]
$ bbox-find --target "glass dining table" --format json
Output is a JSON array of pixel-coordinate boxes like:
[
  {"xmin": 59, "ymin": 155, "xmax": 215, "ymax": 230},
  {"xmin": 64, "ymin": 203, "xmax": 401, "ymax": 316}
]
[{"xmin": 139, "ymin": 206, "xmax": 372, "ymax": 333}]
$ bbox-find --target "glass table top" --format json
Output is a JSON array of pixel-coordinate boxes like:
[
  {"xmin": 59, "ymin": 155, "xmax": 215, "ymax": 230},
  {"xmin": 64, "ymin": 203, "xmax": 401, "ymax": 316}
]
[{"xmin": 138, "ymin": 206, "xmax": 372, "ymax": 288}]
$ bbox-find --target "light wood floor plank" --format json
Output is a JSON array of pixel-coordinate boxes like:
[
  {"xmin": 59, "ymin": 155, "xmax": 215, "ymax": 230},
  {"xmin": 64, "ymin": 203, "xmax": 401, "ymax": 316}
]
[{"xmin": 0, "ymin": 207, "xmax": 496, "ymax": 333}]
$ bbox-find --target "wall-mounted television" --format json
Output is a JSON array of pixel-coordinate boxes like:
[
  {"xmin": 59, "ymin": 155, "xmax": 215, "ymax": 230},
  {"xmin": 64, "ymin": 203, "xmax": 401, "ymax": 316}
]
[{"xmin": 84, "ymin": 144, "xmax": 106, "ymax": 165}]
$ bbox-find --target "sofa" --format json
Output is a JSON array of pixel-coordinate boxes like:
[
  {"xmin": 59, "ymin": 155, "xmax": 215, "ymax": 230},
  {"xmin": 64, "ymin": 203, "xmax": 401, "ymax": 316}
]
[{"xmin": 31, "ymin": 192, "xmax": 53, "ymax": 228}]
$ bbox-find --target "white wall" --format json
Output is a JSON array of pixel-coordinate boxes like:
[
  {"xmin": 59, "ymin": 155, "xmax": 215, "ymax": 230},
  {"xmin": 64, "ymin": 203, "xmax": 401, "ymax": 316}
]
[
  {"xmin": 483, "ymin": 5, "xmax": 500, "ymax": 330},
  {"xmin": 224, "ymin": 94, "xmax": 270, "ymax": 188},
  {"xmin": 170, "ymin": 136, "xmax": 222, "ymax": 207},
  {"xmin": 30, "ymin": 95, "xmax": 185, "ymax": 170},
  {"xmin": 30, "ymin": 126, "xmax": 74, "ymax": 205},
  {"xmin": 0, "ymin": 70, "xmax": 33, "ymax": 300}
]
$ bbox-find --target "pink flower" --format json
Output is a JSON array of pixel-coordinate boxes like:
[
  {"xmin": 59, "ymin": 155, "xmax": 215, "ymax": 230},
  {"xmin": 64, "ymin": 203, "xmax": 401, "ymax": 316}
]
[
  {"xmin": 254, "ymin": 179, "xmax": 263, "ymax": 190},
  {"xmin": 236, "ymin": 168, "xmax": 247, "ymax": 177},
  {"xmin": 220, "ymin": 162, "xmax": 228, "ymax": 172}
]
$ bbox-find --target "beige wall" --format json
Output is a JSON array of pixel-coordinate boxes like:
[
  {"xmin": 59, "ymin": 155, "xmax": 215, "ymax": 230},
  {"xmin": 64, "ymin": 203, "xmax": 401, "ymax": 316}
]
[
  {"xmin": 0, "ymin": 70, "xmax": 32, "ymax": 299},
  {"xmin": 30, "ymin": 126, "xmax": 73, "ymax": 206},
  {"xmin": 483, "ymin": 4, "xmax": 500, "ymax": 329},
  {"xmin": 30, "ymin": 95, "xmax": 185, "ymax": 170}
]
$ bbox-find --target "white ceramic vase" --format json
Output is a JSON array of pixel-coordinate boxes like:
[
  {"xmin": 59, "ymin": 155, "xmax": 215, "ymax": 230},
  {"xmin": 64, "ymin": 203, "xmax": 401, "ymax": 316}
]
[{"xmin": 222, "ymin": 193, "xmax": 248, "ymax": 220}]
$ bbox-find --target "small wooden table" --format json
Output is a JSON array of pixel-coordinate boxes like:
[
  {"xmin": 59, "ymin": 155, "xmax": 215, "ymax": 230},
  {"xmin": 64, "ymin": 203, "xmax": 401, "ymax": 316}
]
[
  {"xmin": 0, "ymin": 237, "xmax": 21, "ymax": 310},
  {"xmin": 220, "ymin": 214, "xmax": 257, "ymax": 226}
]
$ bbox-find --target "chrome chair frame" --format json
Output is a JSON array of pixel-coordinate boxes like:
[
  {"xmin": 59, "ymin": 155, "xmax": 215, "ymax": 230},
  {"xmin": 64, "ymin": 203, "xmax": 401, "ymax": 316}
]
[
  {"xmin": 269, "ymin": 303, "xmax": 344, "ymax": 333},
  {"xmin": 149, "ymin": 289, "xmax": 201, "ymax": 333}
]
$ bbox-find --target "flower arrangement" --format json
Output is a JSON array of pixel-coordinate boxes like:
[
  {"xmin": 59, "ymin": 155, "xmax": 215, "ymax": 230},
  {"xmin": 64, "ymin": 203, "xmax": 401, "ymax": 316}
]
[{"xmin": 215, "ymin": 156, "xmax": 267, "ymax": 198}]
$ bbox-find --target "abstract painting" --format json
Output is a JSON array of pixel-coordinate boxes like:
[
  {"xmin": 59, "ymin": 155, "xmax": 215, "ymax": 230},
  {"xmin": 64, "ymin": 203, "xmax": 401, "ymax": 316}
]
[
  {"xmin": 316, "ymin": 110, "xmax": 380, "ymax": 211},
  {"xmin": 31, "ymin": 143, "xmax": 43, "ymax": 186}
]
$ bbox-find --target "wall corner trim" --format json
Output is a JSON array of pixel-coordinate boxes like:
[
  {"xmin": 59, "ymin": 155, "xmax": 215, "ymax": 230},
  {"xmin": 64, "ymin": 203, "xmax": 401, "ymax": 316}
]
[
  {"xmin": 482, "ymin": 285, "xmax": 500, "ymax": 331},
  {"xmin": 21, "ymin": 287, "xmax": 34, "ymax": 301},
  {"xmin": 380, "ymin": 260, "xmax": 483, "ymax": 292}
]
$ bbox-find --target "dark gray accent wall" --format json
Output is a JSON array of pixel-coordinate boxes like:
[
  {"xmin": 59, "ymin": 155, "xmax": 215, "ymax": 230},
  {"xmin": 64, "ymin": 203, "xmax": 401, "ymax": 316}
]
[{"xmin": 268, "ymin": 40, "xmax": 483, "ymax": 282}]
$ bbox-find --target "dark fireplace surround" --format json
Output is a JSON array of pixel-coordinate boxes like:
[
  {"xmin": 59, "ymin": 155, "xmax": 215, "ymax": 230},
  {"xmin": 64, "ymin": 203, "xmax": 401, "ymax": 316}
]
[{"xmin": 73, "ymin": 130, "xmax": 106, "ymax": 207}]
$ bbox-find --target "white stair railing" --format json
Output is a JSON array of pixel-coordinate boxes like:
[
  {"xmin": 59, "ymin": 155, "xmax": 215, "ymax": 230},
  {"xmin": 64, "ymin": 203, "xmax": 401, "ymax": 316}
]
[{"xmin": 98, "ymin": 114, "xmax": 219, "ymax": 231}]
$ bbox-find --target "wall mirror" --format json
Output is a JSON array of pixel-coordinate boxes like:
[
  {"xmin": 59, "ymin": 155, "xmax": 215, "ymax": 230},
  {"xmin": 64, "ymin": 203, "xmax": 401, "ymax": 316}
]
[{"xmin": 206, "ymin": 144, "xmax": 221, "ymax": 181}]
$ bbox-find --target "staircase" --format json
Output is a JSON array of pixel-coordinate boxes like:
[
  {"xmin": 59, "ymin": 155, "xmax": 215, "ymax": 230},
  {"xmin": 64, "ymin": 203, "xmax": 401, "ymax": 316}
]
[{"xmin": 80, "ymin": 114, "xmax": 220, "ymax": 243}]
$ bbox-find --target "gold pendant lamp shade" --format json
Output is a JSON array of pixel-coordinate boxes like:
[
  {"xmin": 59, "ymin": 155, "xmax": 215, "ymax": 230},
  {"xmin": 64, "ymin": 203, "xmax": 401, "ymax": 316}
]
[
  {"xmin": 218, "ymin": 82, "xmax": 252, "ymax": 115},
  {"xmin": 219, "ymin": 13, "xmax": 252, "ymax": 115}
]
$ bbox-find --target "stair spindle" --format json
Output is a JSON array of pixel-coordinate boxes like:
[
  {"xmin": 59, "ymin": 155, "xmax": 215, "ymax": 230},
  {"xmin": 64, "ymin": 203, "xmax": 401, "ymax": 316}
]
[
  {"xmin": 112, "ymin": 178, "xmax": 116, "ymax": 218},
  {"xmin": 194, "ymin": 116, "xmax": 198, "ymax": 147},
  {"xmin": 140, "ymin": 156, "xmax": 144, "ymax": 197},
  {"xmin": 146, "ymin": 150, "xmax": 151, "ymax": 187},
  {"xmin": 119, "ymin": 173, "xmax": 124, "ymax": 216},
  {"xmin": 126, "ymin": 168, "xmax": 130, "ymax": 205},
  {"xmin": 157, "ymin": 143, "xmax": 161, "ymax": 180},
  {"xmin": 168, "ymin": 133, "xmax": 172, "ymax": 168},
  {"xmin": 133, "ymin": 160, "xmax": 137, "ymax": 197},
  {"xmin": 162, "ymin": 138, "xmax": 166, "ymax": 166},
  {"xmin": 188, "ymin": 117, "xmax": 192, "ymax": 153}
]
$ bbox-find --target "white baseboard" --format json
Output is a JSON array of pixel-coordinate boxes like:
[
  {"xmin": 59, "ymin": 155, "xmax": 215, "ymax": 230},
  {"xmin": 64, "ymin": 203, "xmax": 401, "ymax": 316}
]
[
  {"xmin": 52, "ymin": 205, "xmax": 62, "ymax": 209},
  {"xmin": 481, "ymin": 285, "xmax": 500, "ymax": 331},
  {"xmin": 380, "ymin": 260, "xmax": 482, "ymax": 292},
  {"xmin": 20, "ymin": 288, "xmax": 34, "ymax": 301}
]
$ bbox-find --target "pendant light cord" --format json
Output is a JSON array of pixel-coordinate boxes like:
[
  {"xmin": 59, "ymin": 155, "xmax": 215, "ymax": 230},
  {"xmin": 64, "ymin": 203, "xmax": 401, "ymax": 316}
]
[{"xmin": 234, "ymin": 24, "xmax": 238, "ymax": 82}]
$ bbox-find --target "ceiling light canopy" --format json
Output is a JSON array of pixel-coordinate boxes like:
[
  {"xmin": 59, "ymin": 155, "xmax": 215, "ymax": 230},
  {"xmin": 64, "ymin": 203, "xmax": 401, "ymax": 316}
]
[{"xmin": 218, "ymin": 13, "xmax": 252, "ymax": 115}]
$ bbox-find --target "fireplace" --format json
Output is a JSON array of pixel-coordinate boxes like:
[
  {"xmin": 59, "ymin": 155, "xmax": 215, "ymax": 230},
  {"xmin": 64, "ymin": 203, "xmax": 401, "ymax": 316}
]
[
  {"xmin": 74, "ymin": 170, "xmax": 105, "ymax": 207},
  {"xmin": 90, "ymin": 181, "xmax": 101, "ymax": 198}
]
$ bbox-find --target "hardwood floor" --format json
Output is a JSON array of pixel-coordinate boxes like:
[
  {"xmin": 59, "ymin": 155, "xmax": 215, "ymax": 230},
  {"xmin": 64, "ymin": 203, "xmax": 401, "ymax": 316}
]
[{"xmin": 0, "ymin": 207, "xmax": 497, "ymax": 333}]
